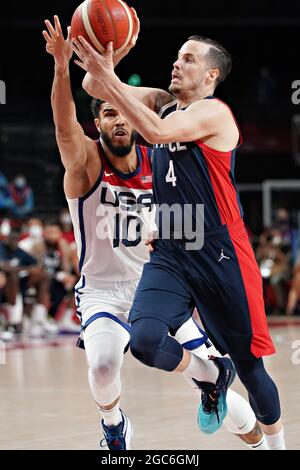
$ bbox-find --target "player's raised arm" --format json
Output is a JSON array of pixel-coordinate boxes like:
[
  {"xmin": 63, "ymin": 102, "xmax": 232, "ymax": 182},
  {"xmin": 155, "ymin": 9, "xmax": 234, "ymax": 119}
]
[
  {"xmin": 43, "ymin": 16, "xmax": 91, "ymax": 173},
  {"xmin": 84, "ymin": 72, "xmax": 173, "ymax": 114},
  {"xmin": 72, "ymin": 38, "xmax": 236, "ymax": 145}
]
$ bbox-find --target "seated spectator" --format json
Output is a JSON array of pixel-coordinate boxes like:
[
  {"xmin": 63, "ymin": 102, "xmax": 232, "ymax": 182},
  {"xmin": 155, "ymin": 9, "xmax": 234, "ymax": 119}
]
[
  {"xmin": 9, "ymin": 175, "xmax": 34, "ymax": 220},
  {"xmin": 59, "ymin": 208, "xmax": 75, "ymax": 245},
  {"xmin": 287, "ymin": 254, "xmax": 300, "ymax": 315},
  {"xmin": 274, "ymin": 208, "xmax": 292, "ymax": 245},
  {"xmin": 0, "ymin": 172, "xmax": 14, "ymax": 217},
  {"xmin": 256, "ymin": 227, "xmax": 291, "ymax": 314},
  {"xmin": 0, "ymin": 230, "xmax": 49, "ymax": 337},
  {"xmin": 0, "ymin": 218, "xmax": 12, "ymax": 241},
  {"xmin": 42, "ymin": 221, "xmax": 77, "ymax": 319},
  {"xmin": 19, "ymin": 217, "xmax": 45, "ymax": 260}
]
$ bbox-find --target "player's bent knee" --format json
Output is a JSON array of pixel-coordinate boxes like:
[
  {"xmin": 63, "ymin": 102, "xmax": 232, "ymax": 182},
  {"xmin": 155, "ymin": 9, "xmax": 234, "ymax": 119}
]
[
  {"xmin": 89, "ymin": 351, "xmax": 122, "ymax": 388},
  {"xmin": 130, "ymin": 335, "xmax": 158, "ymax": 367},
  {"xmin": 130, "ymin": 323, "xmax": 164, "ymax": 365}
]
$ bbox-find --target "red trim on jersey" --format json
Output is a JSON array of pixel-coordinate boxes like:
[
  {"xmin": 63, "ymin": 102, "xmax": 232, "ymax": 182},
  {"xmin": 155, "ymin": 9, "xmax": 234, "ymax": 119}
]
[
  {"xmin": 209, "ymin": 97, "xmax": 243, "ymax": 146},
  {"xmin": 196, "ymin": 141, "xmax": 242, "ymax": 225},
  {"xmin": 99, "ymin": 144, "xmax": 153, "ymax": 190},
  {"xmin": 228, "ymin": 223, "xmax": 276, "ymax": 358}
]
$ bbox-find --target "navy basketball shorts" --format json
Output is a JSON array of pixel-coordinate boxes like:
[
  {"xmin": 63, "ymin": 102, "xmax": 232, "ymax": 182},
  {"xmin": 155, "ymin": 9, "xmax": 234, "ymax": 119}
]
[{"xmin": 129, "ymin": 219, "xmax": 275, "ymax": 360}]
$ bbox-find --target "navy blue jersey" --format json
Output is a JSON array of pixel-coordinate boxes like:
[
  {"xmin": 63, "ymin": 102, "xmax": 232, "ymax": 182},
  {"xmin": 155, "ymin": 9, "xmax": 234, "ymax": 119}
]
[{"xmin": 152, "ymin": 98, "xmax": 244, "ymax": 233}]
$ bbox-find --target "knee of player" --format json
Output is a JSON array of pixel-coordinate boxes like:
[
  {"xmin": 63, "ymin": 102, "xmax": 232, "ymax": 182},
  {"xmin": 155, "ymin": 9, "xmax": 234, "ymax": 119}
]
[
  {"xmin": 130, "ymin": 328, "xmax": 155, "ymax": 353},
  {"xmin": 89, "ymin": 351, "xmax": 122, "ymax": 385},
  {"xmin": 129, "ymin": 335, "xmax": 159, "ymax": 367}
]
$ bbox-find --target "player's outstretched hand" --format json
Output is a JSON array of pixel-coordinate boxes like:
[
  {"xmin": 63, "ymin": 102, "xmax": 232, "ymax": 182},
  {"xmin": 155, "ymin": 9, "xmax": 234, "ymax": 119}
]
[
  {"xmin": 72, "ymin": 35, "xmax": 114, "ymax": 79},
  {"xmin": 43, "ymin": 15, "xmax": 73, "ymax": 68}
]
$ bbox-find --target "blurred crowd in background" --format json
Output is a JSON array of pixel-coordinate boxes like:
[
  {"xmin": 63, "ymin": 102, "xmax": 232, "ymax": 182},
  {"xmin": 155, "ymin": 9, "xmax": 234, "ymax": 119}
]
[
  {"xmin": 1, "ymin": 167, "xmax": 300, "ymax": 343},
  {"xmin": 0, "ymin": 169, "xmax": 80, "ymax": 341}
]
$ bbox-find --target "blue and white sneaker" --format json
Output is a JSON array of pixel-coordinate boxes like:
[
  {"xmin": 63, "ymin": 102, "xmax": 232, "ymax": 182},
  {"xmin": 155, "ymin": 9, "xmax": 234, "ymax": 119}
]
[
  {"xmin": 195, "ymin": 356, "xmax": 236, "ymax": 434},
  {"xmin": 100, "ymin": 411, "xmax": 133, "ymax": 450}
]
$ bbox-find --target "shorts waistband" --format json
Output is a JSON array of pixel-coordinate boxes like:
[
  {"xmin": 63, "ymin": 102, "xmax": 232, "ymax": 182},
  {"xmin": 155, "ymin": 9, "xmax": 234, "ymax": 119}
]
[{"xmin": 79, "ymin": 275, "xmax": 140, "ymax": 291}]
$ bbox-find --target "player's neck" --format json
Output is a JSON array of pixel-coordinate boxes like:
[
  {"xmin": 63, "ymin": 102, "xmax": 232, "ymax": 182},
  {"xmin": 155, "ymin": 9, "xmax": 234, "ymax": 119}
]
[
  {"xmin": 176, "ymin": 88, "xmax": 215, "ymax": 109},
  {"xmin": 104, "ymin": 147, "xmax": 138, "ymax": 174}
]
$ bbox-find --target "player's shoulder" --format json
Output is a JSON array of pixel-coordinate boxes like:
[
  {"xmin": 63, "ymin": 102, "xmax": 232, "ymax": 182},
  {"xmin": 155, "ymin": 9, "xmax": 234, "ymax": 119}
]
[
  {"xmin": 85, "ymin": 137, "xmax": 102, "ymax": 162},
  {"xmin": 191, "ymin": 96, "xmax": 227, "ymax": 110},
  {"xmin": 190, "ymin": 97, "xmax": 235, "ymax": 122}
]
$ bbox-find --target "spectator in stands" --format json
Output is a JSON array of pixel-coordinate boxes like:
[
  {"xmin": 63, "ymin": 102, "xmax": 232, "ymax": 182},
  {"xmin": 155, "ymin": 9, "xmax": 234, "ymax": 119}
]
[
  {"xmin": 19, "ymin": 217, "xmax": 45, "ymax": 260},
  {"xmin": 9, "ymin": 174, "xmax": 34, "ymax": 220},
  {"xmin": 0, "ymin": 230, "xmax": 49, "ymax": 337},
  {"xmin": 274, "ymin": 208, "xmax": 293, "ymax": 248},
  {"xmin": 256, "ymin": 227, "xmax": 291, "ymax": 314},
  {"xmin": 59, "ymin": 208, "xmax": 75, "ymax": 245},
  {"xmin": 0, "ymin": 172, "xmax": 14, "ymax": 217},
  {"xmin": 42, "ymin": 221, "xmax": 77, "ymax": 323},
  {"xmin": 0, "ymin": 218, "xmax": 12, "ymax": 241},
  {"xmin": 287, "ymin": 253, "xmax": 300, "ymax": 315}
]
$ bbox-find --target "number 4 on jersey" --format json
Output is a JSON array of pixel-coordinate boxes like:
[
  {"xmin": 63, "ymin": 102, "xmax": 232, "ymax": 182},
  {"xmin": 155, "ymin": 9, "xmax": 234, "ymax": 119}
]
[{"xmin": 166, "ymin": 160, "xmax": 177, "ymax": 187}]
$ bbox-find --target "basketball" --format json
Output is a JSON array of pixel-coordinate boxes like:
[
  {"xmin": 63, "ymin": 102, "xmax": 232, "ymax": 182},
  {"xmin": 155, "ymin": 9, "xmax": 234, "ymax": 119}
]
[{"xmin": 70, "ymin": 0, "xmax": 136, "ymax": 54}]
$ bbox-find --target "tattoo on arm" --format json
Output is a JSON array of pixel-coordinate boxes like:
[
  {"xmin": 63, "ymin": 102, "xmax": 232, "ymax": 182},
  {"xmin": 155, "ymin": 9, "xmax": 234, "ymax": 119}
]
[{"xmin": 154, "ymin": 91, "xmax": 174, "ymax": 114}]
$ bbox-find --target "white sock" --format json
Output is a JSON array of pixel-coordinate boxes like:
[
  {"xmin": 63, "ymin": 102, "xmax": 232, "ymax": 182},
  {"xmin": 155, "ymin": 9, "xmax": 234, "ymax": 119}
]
[
  {"xmin": 31, "ymin": 304, "xmax": 47, "ymax": 324},
  {"xmin": 264, "ymin": 429, "xmax": 286, "ymax": 450},
  {"xmin": 246, "ymin": 435, "xmax": 269, "ymax": 450},
  {"xmin": 61, "ymin": 308, "xmax": 73, "ymax": 321},
  {"xmin": 99, "ymin": 401, "xmax": 122, "ymax": 427},
  {"xmin": 7, "ymin": 295, "xmax": 23, "ymax": 324},
  {"xmin": 183, "ymin": 353, "xmax": 219, "ymax": 383}
]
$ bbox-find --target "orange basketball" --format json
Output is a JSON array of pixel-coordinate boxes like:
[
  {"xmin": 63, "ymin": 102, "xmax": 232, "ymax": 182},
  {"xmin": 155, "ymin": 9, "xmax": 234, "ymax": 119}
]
[{"xmin": 70, "ymin": 0, "xmax": 136, "ymax": 54}]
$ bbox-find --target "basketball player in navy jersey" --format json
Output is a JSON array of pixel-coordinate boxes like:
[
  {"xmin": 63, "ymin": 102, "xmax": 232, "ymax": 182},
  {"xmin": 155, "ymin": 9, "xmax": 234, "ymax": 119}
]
[
  {"xmin": 73, "ymin": 31, "xmax": 285, "ymax": 449},
  {"xmin": 43, "ymin": 16, "xmax": 271, "ymax": 451}
]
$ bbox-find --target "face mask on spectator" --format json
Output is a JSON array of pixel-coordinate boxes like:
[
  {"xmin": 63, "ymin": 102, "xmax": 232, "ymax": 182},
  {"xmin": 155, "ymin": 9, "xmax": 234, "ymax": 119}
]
[
  {"xmin": 0, "ymin": 219, "xmax": 11, "ymax": 237},
  {"xmin": 60, "ymin": 213, "xmax": 72, "ymax": 226},
  {"xmin": 272, "ymin": 235, "xmax": 282, "ymax": 246},
  {"xmin": 29, "ymin": 225, "xmax": 43, "ymax": 239},
  {"xmin": 14, "ymin": 177, "xmax": 26, "ymax": 190}
]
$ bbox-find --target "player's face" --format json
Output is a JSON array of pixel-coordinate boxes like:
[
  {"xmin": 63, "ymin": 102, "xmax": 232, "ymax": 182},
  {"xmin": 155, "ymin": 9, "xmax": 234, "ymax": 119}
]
[
  {"xmin": 169, "ymin": 40, "xmax": 217, "ymax": 97},
  {"xmin": 97, "ymin": 105, "xmax": 137, "ymax": 158}
]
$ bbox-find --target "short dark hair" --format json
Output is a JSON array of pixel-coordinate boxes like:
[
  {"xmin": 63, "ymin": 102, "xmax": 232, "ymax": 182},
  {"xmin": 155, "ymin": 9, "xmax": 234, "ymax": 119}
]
[
  {"xmin": 188, "ymin": 35, "xmax": 232, "ymax": 86},
  {"xmin": 43, "ymin": 218, "xmax": 60, "ymax": 228},
  {"xmin": 91, "ymin": 98, "xmax": 105, "ymax": 119}
]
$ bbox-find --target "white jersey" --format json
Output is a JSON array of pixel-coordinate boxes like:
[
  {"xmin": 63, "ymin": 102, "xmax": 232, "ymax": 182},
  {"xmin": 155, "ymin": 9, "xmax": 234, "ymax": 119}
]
[{"xmin": 67, "ymin": 142, "xmax": 154, "ymax": 288}]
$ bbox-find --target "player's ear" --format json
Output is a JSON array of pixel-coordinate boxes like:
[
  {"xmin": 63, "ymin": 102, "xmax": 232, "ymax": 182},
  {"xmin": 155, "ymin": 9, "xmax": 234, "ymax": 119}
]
[
  {"xmin": 94, "ymin": 118, "xmax": 101, "ymax": 132},
  {"xmin": 207, "ymin": 68, "xmax": 220, "ymax": 84}
]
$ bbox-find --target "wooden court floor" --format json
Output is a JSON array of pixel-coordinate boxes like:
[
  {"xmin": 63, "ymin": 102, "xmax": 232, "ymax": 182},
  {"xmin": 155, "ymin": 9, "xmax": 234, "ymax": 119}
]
[{"xmin": 0, "ymin": 321, "xmax": 299, "ymax": 450}]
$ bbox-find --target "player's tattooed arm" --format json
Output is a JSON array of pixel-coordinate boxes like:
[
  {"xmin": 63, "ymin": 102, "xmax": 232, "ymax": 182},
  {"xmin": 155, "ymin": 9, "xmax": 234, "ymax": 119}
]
[{"xmin": 154, "ymin": 91, "xmax": 176, "ymax": 115}]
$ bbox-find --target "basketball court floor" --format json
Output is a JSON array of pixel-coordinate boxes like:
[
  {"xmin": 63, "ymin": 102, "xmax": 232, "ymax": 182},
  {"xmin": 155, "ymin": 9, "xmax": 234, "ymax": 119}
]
[{"xmin": 0, "ymin": 318, "xmax": 299, "ymax": 450}]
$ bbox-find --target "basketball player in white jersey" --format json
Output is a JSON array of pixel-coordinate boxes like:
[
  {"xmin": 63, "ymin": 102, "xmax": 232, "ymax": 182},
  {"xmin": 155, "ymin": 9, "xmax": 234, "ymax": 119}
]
[{"xmin": 43, "ymin": 16, "xmax": 268, "ymax": 450}]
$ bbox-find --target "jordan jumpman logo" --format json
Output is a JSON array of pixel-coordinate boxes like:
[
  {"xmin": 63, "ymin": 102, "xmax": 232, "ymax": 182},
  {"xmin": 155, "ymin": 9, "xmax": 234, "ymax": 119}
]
[{"xmin": 218, "ymin": 249, "xmax": 230, "ymax": 262}]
